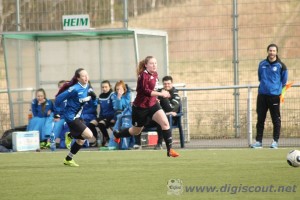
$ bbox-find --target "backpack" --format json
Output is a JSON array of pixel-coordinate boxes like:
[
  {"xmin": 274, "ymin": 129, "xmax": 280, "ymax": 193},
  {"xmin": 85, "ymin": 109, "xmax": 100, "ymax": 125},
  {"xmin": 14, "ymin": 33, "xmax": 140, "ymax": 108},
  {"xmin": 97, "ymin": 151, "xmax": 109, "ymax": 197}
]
[{"xmin": 0, "ymin": 125, "xmax": 27, "ymax": 149}]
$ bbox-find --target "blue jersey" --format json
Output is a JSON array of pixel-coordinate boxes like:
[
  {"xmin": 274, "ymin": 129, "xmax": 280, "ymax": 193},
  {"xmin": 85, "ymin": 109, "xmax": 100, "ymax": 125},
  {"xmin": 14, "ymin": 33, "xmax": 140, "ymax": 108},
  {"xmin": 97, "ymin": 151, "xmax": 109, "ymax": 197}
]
[
  {"xmin": 98, "ymin": 91, "xmax": 114, "ymax": 119},
  {"xmin": 258, "ymin": 57, "xmax": 288, "ymax": 96},
  {"xmin": 81, "ymin": 98, "xmax": 98, "ymax": 124},
  {"xmin": 53, "ymin": 99, "xmax": 67, "ymax": 119},
  {"xmin": 55, "ymin": 82, "xmax": 91, "ymax": 123},
  {"xmin": 111, "ymin": 89, "xmax": 131, "ymax": 111},
  {"xmin": 31, "ymin": 98, "xmax": 53, "ymax": 117}
]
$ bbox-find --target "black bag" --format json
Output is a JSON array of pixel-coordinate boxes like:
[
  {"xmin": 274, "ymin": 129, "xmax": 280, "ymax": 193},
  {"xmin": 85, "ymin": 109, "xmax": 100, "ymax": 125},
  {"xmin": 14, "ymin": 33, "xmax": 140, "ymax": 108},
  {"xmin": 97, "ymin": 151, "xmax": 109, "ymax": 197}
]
[
  {"xmin": 0, "ymin": 145, "xmax": 11, "ymax": 152},
  {"xmin": 0, "ymin": 125, "xmax": 27, "ymax": 149}
]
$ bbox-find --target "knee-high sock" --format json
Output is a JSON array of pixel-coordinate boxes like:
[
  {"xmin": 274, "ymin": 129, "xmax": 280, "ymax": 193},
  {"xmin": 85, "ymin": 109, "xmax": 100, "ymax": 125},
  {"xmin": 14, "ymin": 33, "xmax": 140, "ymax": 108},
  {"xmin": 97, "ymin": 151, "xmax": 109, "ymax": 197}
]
[
  {"xmin": 66, "ymin": 141, "xmax": 82, "ymax": 161},
  {"xmin": 162, "ymin": 129, "xmax": 172, "ymax": 151},
  {"xmin": 87, "ymin": 123, "xmax": 98, "ymax": 138},
  {"xmin": 156, "ymin": 125, "xmax": 164, "ymax": 145},
  {"xmin": 134, "ymin": 134, "xmax": 141, "ymax": 145},
  {"xmin": 114, "ymin": 128, "xmax": 132, "ymax": 138},
  {"xmin": 98, "ymin": 123, "xmax": 109, "ymax": 139}
]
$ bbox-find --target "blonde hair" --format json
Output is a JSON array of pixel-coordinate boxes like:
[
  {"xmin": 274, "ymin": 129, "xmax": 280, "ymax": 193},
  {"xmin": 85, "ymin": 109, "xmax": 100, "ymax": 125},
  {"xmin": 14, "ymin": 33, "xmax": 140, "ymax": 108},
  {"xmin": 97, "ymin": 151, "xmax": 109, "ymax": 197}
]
[{"xmin": 136, "ymin": 56, "xmax": 154, "ymax": 76}]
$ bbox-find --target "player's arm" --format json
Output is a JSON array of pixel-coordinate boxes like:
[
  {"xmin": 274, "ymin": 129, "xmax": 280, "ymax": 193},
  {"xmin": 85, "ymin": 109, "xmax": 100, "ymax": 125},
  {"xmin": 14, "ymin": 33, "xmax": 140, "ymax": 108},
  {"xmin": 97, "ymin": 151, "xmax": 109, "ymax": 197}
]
[
  {"xmin": 170, "ymin": 92, "xmax": 181, "ymax": 112},
  {"xmin": 55, "ymin": 88, "xmax": 73, "ymax": 107}
]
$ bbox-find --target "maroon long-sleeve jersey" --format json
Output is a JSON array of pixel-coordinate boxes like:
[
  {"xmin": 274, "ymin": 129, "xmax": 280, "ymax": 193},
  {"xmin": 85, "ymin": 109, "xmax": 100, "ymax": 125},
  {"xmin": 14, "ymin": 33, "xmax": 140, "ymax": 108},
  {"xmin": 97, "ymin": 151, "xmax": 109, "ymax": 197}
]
[{"xmin": 133, "ymin": 70, "xmax": 159, "ymax": 108}]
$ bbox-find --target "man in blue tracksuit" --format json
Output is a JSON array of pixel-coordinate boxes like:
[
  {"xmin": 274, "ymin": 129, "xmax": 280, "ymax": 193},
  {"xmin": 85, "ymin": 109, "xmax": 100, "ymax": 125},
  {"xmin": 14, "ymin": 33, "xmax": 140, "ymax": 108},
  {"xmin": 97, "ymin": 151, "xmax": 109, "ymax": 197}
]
[{"xmin": 251, "ymin": 44, "xmax": 288, "ymax": 149}]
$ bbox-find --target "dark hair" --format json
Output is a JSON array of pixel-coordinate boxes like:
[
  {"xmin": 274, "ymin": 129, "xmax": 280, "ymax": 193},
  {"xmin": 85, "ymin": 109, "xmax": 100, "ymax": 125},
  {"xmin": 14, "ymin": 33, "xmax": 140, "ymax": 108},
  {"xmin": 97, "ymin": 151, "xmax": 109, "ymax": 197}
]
[
  {"xmin": 101, "ymin": 80, "xmax": 112, "ymax": 89},
  {"xmin": 136, "ymin": 56, "xmax": 155, "ymax": 76},
  {"xmin": 267, "ymin": 44, "xmax": 278, "ymax": 52},
  {"xmin": 57, "ymin": 80, "xmax": 66, "ymax": 87},
  {"xmin": 101, "ymin": 80, "xmax": 113, "ymax": 93},
  {"xmin": 162, "ymin": 76, "xmax": 173, "ymax": 82},
  {"xmin": 56, "ymin": 68, "xmax": 84, "ymax": 97}
]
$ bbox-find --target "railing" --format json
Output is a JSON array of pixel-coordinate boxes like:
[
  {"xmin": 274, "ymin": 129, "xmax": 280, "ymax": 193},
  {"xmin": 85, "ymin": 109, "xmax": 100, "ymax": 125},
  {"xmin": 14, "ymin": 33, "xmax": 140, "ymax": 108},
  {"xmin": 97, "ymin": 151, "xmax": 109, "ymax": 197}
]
[
  {"xmin": 0, "ymin": 88, "xmax": 35, "ymax": 129},
  {"xmin": 1, "ymin": 85, "xmax": 300, "ymax": 148},
  {"xmin": 177, "ymin": 83, "xmax": 300, "ymax": 148}
]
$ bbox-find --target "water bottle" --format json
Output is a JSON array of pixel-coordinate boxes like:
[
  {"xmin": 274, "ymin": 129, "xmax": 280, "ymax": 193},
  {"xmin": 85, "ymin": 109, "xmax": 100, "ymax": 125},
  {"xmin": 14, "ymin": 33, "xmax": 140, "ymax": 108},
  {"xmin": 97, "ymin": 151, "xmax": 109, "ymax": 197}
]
[
  {"xmin": 28, "ymin": 109, "xmax": 33, "ymax": 122},
  {"xmin": 50, "ymin": 132, "xmax": 56, "ymax": 152}
]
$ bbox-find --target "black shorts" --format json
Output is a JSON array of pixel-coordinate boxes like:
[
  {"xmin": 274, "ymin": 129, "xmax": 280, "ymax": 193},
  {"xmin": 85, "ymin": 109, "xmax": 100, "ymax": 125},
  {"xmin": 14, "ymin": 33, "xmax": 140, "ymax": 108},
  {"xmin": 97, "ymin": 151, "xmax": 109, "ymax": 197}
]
[
  {"xmin": 67, "ymin": 118, "xmax": 87, "ymax": 139},
  {"xmin": 132, "ymin": 103, "xmax": 162, "ymax": 127}
]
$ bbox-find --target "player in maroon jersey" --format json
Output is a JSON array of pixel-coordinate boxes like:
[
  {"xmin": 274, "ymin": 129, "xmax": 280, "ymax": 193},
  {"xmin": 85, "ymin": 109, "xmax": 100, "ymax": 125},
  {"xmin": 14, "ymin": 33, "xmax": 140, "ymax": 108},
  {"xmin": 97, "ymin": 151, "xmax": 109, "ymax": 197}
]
[{"xmin": 113, "ymin": 56, "xmax": 179, "ymax": 157}]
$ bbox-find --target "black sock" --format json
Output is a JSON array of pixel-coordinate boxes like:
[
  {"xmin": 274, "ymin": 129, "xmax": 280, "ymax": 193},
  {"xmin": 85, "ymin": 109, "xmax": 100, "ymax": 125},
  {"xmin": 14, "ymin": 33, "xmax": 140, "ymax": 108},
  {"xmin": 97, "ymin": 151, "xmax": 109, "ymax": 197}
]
[
  {"xmin": 114, "ymin": 128, "xmax": 132, "ymax": 138},
  {"xmin": 98, "ymin": 123, "xmax": 109, "ymax": 139},
  {"xmin": 162, "ymin": 129, "xmax": 172, "ymax": 151},
  {"xmin": 87, "ymin": 123, "xmax": 98, "ymax": 138},
  {"xmin": 66, "ymin": 141, "xmax": 82, "ymax": 161},
  {"xmin": 67, "ymin": 132, "xmax": 74, "ymax": 139},
  {"xmin": 156, "ymin": 126, "xmax": 163, "ymax": 145},
  {"xmin": 134, "ymin": 134, "xmax": 141, "ymax": 145}
]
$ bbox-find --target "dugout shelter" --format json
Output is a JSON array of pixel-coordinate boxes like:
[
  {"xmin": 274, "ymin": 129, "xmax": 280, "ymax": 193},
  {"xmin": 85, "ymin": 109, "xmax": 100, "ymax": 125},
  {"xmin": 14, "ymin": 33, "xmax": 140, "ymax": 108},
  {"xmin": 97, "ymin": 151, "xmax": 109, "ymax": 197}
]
[{"xmin": 2, "ymin": 28, "xmax": 169, "ymax": 128}]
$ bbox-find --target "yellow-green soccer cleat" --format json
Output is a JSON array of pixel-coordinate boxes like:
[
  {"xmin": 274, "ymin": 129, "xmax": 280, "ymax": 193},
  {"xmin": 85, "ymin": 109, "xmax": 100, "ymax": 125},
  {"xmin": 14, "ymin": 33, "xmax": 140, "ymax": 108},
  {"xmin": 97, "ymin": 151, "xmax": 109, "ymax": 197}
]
[
  {"xmin": 45, "ymin": 142, "xmax": 51, "ymax": 148},
  {"xmin": 65, "ymin": 132, "xmax": 72, "ymax": 150},
  {"xmin": 63, "ymin": 159, "xmax": 79, "ymax": 167}
]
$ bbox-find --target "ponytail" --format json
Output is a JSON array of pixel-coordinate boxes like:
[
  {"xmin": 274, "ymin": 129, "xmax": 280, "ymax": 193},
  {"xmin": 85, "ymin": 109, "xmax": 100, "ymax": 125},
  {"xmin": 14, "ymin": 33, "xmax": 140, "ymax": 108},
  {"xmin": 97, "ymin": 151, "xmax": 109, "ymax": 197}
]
[
  {"xmin": 136, "ymin": 56, "xmax": 154, "ymax": 76},
  {"xmin": 56, "ymin": 68, "xmax": 84, "ymax": 97}
]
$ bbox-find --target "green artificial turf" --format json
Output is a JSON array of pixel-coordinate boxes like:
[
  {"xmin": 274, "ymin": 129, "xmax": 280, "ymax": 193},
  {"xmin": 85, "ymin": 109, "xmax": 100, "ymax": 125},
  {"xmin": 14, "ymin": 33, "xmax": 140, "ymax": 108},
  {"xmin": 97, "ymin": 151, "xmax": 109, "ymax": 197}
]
[{"xmin": 0, "ymin": 148, "xmax": 299, "ymax": 200}]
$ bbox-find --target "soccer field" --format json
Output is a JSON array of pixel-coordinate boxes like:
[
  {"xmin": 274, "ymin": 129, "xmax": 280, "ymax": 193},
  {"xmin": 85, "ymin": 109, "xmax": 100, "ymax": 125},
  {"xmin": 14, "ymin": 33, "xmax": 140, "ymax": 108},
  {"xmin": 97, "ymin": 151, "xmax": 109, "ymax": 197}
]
[{"xmin": 0, "ymin": 148, "xmax": 299, "ymax": 200}]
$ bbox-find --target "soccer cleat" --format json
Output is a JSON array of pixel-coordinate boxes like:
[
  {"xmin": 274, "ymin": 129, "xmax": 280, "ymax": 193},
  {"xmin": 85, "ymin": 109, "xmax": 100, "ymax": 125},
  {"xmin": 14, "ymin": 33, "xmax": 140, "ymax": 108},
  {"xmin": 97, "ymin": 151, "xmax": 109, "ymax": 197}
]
[
  {"xmin": 65, "ymin": 132, "xmax": 72, "ymax": 150},
  {"xmin": 40, "ymin": 142, "xmax": 46, "ymax": 149},
  {"xmin": 113, "ymin": 130, "xmax": 121, "ymax": 144},
  {"xmin": 114, "ymin": 137, "xmax": 121, "ymax": 144},
  {"xmin": 154, "ymin": 144, "xmax": 163, "ymax": 150},
  {"xmin": 45, "ymin": 142, "xmax": 50, "ymax": 148},
  {"xmin": 270, "ymin": 140, "xmax": 278, "ymax": 149},
  {"xmin": 63, "ymin": 159, "xmax": 79, "ymax": 167},
  {"xmin": 167, "ymin": 149, "xmax": 179, "ymax": 157},
  {"xmin": 251, "ymin": 141, "xmax": 263, "ymax": 148}
]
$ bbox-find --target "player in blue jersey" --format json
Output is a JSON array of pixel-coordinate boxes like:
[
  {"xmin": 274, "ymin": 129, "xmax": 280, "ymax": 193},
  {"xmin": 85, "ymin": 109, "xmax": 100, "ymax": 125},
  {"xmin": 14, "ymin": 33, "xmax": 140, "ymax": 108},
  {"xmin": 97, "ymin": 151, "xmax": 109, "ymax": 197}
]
[
  {"xmin": 111, "ymin": 80, "xmax": 131, "ymax": 116},
  {"xmin": 27, "ymin": 88, "xmax": 53, "ymax": 147},
  {"xmin": 55, "ymin": 68, "xmax": 96, "ymax": 167},
  {"xmin": 251, "ymin": 44, "xmax": 288, "ymax": 149},
  {"xmin": 97, "ymin": 80, "xmax": 115, "ymax": 145}
]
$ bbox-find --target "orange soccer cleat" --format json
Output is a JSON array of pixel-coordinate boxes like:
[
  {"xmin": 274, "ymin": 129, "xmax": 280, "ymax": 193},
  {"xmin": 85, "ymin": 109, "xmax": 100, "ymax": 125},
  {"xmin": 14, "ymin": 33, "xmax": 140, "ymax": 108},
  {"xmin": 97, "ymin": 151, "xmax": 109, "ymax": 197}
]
[
  {"xmin": 113, "ymin": 130, "xmax": 121, "ymax": 144},
  {"xmin": 167, "ymin": 149, "xmax": 180, "ymax": 157},
  {"xmin": 114, "ymin": 137, "xmax": 121, "ymax": 144}
]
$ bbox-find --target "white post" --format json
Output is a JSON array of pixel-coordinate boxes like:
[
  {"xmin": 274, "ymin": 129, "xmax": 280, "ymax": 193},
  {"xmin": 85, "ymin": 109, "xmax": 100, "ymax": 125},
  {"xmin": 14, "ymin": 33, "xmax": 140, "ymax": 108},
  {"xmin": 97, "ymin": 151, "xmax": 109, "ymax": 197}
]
[
  {"xmin": 247, "ymin": 86, "xmax": 253, "ymax": 146},
  {"xmin": 110, "ymin": 0, "xmax": 114, "ymax": 24}
]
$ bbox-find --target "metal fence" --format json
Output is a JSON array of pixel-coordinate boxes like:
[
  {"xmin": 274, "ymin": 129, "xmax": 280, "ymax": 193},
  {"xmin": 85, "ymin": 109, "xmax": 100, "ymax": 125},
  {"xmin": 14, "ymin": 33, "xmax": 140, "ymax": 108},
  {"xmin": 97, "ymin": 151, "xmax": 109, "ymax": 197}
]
[{"xmin": 171, "ymin": 84, "xmax": 300, "ymax": 148}]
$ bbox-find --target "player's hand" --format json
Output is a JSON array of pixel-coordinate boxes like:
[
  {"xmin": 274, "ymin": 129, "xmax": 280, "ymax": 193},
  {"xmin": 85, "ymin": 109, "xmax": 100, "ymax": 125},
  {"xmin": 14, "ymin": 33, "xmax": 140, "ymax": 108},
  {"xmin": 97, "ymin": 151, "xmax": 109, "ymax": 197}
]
[
  {"xmin": 116, "ymin": 87, "xmax": 124, "ymax": 99},
  {"xmin": 88, "ymin": 89, "xmax": 97, "ymax": 100},
  {"xmin": 161, "ymin": 90, "xmax": 170, "ymax": 98},
  {"xmin": 38, "ymin": 99, "xmax": 46, "ymax": 104}
]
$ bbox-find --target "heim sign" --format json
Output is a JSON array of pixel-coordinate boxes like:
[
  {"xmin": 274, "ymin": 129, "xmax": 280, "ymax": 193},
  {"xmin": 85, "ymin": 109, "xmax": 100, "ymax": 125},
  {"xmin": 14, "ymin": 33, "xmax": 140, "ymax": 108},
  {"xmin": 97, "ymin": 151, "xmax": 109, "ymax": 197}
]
[{"xmin": 62, "ymin": 14, "xmax": 90, "ymax": 30}]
